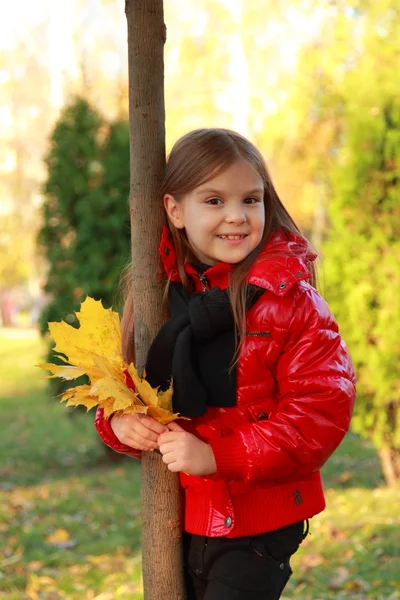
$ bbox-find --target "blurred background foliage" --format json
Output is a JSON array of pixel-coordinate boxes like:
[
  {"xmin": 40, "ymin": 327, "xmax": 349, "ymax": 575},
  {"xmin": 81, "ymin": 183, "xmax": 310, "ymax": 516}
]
[
  {"xmin": 36, "ymin": 98, "xmax": 131, "ymax": 395},
  {"xmin": 0, "ymin": 0, "xmax": 399, "ymax": 596},
  {"xmin": 38, "ymin": 99, "xmax": 131, "ymax": 327}
]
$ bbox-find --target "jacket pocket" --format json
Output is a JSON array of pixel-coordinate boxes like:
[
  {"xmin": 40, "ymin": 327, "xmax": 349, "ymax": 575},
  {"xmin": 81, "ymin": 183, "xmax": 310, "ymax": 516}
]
[
  {"xmin": 255, "ymin": 520, "xmax": 305, "ymax": 560},
  {"xmin": 245, "ymin": 400, "xmax": 275, "ymax": 424}
]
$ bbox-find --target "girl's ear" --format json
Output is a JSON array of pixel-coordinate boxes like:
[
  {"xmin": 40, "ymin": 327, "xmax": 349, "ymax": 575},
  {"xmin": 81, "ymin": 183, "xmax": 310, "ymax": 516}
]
[{"xmin": 164, "ymin": 194, "xmax": 184, "ymax": 229}]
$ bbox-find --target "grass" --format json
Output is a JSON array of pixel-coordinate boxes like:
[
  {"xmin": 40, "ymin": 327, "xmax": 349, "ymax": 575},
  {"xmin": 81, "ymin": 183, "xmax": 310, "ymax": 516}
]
[{"xmin": 0, "ymin": 328, "xmax": 399, "ymax": 599}]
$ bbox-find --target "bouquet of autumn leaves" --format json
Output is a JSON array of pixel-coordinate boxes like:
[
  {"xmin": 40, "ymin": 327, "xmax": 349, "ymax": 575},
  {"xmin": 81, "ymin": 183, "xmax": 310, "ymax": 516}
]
[{"xmin": 37, "ymin": 297, "xmax": 180, "ymax": 424}]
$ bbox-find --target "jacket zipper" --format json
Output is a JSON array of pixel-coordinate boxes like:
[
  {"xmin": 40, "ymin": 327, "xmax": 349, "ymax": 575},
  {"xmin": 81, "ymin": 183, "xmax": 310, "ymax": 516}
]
[{"xmin": 198, "ymin": 274, "xmax": 210, "ymax": 291}]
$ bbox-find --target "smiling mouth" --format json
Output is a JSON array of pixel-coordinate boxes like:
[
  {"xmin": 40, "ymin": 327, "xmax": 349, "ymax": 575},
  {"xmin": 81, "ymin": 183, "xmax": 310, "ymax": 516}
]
[{"xmin": 217, "ymin": 234, "xmax": 248, "ymax": 240}]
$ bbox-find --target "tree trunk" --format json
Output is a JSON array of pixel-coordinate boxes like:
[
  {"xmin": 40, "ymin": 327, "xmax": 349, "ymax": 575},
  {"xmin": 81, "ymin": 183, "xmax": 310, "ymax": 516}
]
[
  {"xmin": 125, "ymin": 1, "xmax": 185, "ymax": 599},
  {"xmin": 378, "ymin": 447, "xmax": 400, "ymax": 487}
]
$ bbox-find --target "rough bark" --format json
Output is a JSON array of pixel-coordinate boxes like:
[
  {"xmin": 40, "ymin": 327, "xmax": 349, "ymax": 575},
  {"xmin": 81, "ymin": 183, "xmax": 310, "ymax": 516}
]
[{"xmin": 125, "ymin": 1, "xmax": 185, "ymax": 598}]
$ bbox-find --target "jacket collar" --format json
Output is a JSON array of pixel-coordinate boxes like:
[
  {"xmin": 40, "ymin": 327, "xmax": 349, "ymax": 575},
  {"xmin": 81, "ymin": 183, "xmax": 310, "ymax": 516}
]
[{"xmin": 158, "ymin": 226, "xmax": 317, "ymax": 296}]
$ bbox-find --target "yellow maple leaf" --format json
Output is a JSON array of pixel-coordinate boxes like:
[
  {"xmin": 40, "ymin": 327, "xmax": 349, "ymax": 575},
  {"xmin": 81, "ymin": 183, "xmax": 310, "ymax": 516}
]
[
  {"xmin": 157, "ymin": 381, "xmax": 174, "ymax": 411},
  {"xmin": 99, "ymin": 397, "xmax": 119, "ymax": 419},
  {"xmin": 37, "ymin": 296, "xmax": 185, "ymax": 425},
  {"xmin": 128, "ymin": 363, "xmax": 159, "ymax": 407},
  {"xmin": 128, "ymin": 364, "xmax": 174, "ymax": 410},
  {"xmin": 36, "ymin": 363, "xmax": 86, "ymax": 380},
  {"xmin": 148, "ymin": 405, "xmax": 178, "ymax": 425},
  {"xmin": 61, "ymin": 385, "xmax": 99, "ymax": 411},
  {"xmin": 49, "ymin": 297, "xmax": 124, "ymax": 374},
  {"xmin": 90, "ymin": 376, "xmax": 139, "ymax": 412}
]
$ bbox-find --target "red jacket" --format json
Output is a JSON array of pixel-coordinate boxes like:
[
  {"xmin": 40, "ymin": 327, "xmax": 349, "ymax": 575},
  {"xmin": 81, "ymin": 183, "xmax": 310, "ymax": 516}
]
[{"xmin": 95, "ymin": 227, "xmax": 356, "ymax": 538}]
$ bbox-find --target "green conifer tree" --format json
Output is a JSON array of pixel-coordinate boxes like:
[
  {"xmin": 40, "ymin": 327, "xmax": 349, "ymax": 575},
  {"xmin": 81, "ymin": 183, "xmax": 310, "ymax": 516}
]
[
  {"xmin": 38, "ymin": 98, "xmax": 131, "ymax": 395},
  {"xmin": 38, "ymin": 97, "xmax": 105, "ymax": 334}
]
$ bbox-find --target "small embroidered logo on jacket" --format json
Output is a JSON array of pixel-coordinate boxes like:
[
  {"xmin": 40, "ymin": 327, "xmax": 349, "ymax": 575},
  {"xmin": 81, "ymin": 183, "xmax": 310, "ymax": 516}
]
[{"xmin": 246, "ymin": 331, "xmax": 271, "ymax": 337}]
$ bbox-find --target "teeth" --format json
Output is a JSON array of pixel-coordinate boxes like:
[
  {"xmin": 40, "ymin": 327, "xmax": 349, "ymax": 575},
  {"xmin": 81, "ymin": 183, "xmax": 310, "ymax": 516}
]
[{"xmin": 219, "ymin": 235, "xmax": 246, "ymax": 240}]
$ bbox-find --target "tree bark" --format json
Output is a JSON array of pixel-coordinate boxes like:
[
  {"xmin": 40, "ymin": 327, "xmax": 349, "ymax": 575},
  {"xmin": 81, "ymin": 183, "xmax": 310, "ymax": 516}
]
[
  {"xmin": 125, "ymin": 1, "xmax": 185, "ymax": 598},
  {"xmin": 378, "ymin": 447, "xmax": 400, "ymax": 487}
]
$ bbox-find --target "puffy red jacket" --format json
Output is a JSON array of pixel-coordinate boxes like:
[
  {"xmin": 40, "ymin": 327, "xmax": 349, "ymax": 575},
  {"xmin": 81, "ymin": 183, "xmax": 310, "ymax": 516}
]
[{"xmin": 95, "ymin": 227, "xmax": 356, "ymax": 538}]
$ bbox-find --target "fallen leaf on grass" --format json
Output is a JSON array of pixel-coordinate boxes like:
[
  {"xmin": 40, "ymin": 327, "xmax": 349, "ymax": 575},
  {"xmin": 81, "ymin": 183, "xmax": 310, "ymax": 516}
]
[
  {"xmin": 299, "ymin": 552, "xmax": 325, "ymax": 570},
  {"xmin": 25, "ymin": 574, "xmax": 58, "ymax": 600},
  {"xmin": 87, "ymin": 553, "xmax": 117, "ymax": 567},
  {"xmin": 45, "ymin": 528, "xmax": 78, "ymax": 549},
  {"xmin": 9, "ymin": 488, "xmax": 33, "ymax": 509},
  {"xmin": 27, "ymin": 560, "xmax": 43, "ymax": 572},
  {"xmin": 328, "ymin": 566, "xmax": 350, "ymax": 590},
  {"xmin": 328, "ymin": 526, "xmax": 347, "ymax": 541},
  {"xmin": 344, "ymin": 578, "xmax": 370, "ymax": 592},
  {"xmin": 68, "ymin": 563, "xmax": 91, "ymax": 576}
]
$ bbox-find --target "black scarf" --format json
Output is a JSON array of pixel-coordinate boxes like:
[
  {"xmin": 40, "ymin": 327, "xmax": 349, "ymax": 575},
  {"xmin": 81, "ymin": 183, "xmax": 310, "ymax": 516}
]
[{"xmin": 145, "ymin": 281, "xmax": 264, "ymax": 417}]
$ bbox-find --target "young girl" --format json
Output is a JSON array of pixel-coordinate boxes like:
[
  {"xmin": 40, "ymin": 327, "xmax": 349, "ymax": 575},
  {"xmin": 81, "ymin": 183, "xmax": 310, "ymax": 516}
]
[{"xmin": 95, "ymin": 128, "xmax": 356, "ymax": 600}]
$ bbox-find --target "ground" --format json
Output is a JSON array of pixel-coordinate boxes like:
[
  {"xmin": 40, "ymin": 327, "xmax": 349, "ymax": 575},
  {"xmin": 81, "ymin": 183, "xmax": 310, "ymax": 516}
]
[{"xmin": 0, "ymin": 328, "xmax": 399, "ymax": 599}]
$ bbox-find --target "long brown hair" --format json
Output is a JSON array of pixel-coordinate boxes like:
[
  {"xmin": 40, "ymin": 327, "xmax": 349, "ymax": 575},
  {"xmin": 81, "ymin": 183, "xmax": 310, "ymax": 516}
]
[{"xmin": 120, "ymin": 128, "xmax": 316, "ymax": 365}]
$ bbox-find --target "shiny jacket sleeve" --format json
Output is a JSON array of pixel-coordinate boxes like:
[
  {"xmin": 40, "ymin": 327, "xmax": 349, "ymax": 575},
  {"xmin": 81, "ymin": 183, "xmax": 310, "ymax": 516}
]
[
  {"xmin": 94, "ymin": 407, "xmax": 142, "ymax": 459},
  {"xmin": 209, "ymin": 287, "xmax": 356, "ymax": 484}
]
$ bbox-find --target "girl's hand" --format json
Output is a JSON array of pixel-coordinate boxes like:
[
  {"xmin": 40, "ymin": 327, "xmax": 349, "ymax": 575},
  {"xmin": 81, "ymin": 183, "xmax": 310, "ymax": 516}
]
[
  {"xmin": 111, "ymin": 413, "xmax": 168, "ymax": 451},
  {"xmin": 158, "ymin": 421, "xmax": 217, "ymax": 476}
]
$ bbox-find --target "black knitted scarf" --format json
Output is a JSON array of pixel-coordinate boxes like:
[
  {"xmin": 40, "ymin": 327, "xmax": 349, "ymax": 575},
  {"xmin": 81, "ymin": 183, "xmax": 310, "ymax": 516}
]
[{"xmin": 144, "ymin": 281, "xmax": 264, "ymax": 417}]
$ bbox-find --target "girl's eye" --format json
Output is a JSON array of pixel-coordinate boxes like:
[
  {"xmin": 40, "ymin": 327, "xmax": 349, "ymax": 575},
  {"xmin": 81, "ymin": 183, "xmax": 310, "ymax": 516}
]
[
  {"xmin": 244, "ymin": 197, "xmax": 261, "ymax": 204},
  {"xmin": 205, "ymin": 197, "xmax": 262, "ymax": 205}
]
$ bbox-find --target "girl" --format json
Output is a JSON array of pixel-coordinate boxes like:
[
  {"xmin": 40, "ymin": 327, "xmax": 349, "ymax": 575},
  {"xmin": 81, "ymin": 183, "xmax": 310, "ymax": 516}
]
[{"xmin": 95, "ymin": 128, "xmax": 356, "ymax": 600}]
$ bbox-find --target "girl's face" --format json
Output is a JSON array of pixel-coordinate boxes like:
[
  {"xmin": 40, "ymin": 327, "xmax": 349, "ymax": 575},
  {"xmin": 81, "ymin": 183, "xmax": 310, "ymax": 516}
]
[{"xmin": 164, "ymin": 159, "xmax": 265, "ymax": 266}]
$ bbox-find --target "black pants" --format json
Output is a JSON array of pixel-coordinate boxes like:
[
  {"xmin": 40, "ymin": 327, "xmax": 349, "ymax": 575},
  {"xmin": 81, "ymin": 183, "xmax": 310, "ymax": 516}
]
[{"xmin": 183, "ymin": 521, "xmax": 307, "ymax": 600}]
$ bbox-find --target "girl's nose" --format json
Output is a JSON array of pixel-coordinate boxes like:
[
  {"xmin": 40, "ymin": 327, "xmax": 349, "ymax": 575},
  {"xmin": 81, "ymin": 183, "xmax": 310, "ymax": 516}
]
[{"xmin": 225, "ymin": 205, "xmax": 247, "ymax": 223}]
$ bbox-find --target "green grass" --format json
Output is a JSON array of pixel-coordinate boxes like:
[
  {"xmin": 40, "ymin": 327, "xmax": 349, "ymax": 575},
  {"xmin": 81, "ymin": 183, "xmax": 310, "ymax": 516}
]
[
  {"xmin": 0, "ymin": 328, "xmax": 399, "ymax": 599},
  {"xmin": 0, "ymin": 329, "xmax": 143, "ymax": 599}
]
